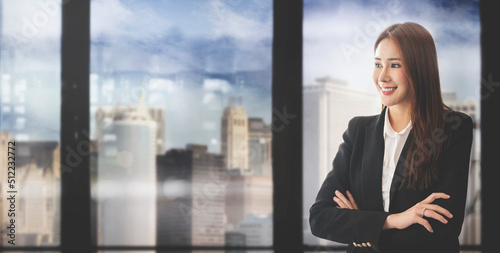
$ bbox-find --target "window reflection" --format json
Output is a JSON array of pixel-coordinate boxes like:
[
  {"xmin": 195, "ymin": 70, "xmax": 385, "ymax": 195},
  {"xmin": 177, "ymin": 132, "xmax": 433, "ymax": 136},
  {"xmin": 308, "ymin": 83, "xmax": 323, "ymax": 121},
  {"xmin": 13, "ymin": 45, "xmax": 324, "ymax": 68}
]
[
  {"xmin": 0, "ymin": 0, "xmax": 61, "ymax": 246},
  {"xmin": 90, "ymin": 0, "xmax": 273, "ymax": 248}
]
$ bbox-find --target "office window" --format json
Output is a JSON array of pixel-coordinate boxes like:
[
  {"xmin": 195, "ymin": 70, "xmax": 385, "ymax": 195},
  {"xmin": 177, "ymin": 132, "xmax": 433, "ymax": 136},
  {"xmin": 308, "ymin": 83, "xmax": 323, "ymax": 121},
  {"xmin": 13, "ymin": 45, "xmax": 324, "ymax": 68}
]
[
  {"xmin": 303, "ymin": 0, "xmax": 480, "ymax": 250},
  {"xmin": 0, "ymin": 0, "xmax": 61, "ymax": 247},
  {"xmin": 89, "ymin": 0, "xmax": 273, "ymax": 248}
]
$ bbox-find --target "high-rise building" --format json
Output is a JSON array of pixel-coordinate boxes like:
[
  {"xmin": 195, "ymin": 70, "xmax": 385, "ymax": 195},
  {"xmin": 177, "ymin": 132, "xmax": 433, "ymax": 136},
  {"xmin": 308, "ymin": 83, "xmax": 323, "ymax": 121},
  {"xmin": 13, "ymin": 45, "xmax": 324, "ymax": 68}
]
[
  {"xmin": 303, "ymin": 76, "xmax": 380, "ymax": 245},
  {"xmin": 0, "ymin": 140, "xmax": 59, "ymax": 246},
  {"xmin": 236, "ymin": 214, "xmax": 272, "ymax": 247},
  {"xmin": 248, "ymin": 118, "xmax": 272, "ymax": 177},
  {"xmin": 97, "ymin": 106, "xmax": 157, "ymax": 247},
  {"xmin": 221, "ymin": 98, "xmax": 249, "ymax": 172},
  {"xmin": 225, "ymin": 174, "xmax": 273, "ymax": 227},
  {"xmin": 95, "ymin": 106, "xmax": 165, "ymax": 154},
  {"xmin": 157, "ymin": 144, "xmax": 226, "ymax": 247}
]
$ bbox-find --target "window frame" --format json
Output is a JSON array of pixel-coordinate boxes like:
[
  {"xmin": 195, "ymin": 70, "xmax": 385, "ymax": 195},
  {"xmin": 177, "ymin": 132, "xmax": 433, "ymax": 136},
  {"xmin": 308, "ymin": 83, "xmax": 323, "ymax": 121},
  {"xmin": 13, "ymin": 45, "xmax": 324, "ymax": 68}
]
[{"xmin": 0, "ymin": 0, "xmax": 497, "ymax": 252}]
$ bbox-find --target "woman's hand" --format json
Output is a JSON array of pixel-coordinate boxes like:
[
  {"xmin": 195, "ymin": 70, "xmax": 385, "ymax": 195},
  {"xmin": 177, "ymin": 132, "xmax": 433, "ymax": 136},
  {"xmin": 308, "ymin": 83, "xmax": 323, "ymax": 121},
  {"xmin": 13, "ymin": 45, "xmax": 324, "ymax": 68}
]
[
  {"xmin": 383, "ymin": 192, "xmax": 453, "ymax": 233},
  {"xmin": 333, "ymin": 190, "xmax": 359, "ymax": 210}
]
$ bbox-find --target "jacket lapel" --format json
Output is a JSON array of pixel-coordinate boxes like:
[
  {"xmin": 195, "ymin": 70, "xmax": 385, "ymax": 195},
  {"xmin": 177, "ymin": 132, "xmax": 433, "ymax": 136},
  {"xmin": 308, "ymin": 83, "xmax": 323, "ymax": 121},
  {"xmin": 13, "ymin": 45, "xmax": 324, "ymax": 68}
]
[
  {"xmin": 389, "ymin": 129, "xmax": 413, "ymax": 209},
  {"xmin": 361, "ymin": 107, "xmax": 386, "ymax": 211}
]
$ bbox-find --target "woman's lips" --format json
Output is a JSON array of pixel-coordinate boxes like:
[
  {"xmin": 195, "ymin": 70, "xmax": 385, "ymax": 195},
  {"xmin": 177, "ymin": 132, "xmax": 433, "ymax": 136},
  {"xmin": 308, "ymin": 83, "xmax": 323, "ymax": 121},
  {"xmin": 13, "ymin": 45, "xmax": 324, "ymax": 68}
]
[{"xmin": 380, "ymin": 86, "xmax": 397, "ymax": 95}]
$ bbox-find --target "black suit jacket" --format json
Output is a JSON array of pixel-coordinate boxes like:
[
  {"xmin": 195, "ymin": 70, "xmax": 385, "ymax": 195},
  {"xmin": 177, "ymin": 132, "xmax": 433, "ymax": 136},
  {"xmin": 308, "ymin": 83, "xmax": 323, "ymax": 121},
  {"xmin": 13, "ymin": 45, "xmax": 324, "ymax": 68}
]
[{"xmin": 309, "ymin": 107, "xmax": 473, "ymax": 253}]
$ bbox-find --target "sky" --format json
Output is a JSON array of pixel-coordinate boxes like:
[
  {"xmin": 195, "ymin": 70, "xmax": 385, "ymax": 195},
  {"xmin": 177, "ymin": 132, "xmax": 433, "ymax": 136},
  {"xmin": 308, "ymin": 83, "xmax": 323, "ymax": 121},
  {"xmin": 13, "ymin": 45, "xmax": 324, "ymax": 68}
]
[
  {"xmin": 90, "ymin": 0, "xmax": 273, "ymax": 74},
  {"xmin": 303, "ymin": 0, "xmax": 481, "ymax": 102},
  {"xmin": 88, "ymin": 0, "xmax": 273, "ymax": 153},
  {"xmin": 1, "ymin": 0, "xmax": 274, "ymax": 148},
  {"xmin": 1, "ymin": 0, "xmax": 481, "ymax": 150}
]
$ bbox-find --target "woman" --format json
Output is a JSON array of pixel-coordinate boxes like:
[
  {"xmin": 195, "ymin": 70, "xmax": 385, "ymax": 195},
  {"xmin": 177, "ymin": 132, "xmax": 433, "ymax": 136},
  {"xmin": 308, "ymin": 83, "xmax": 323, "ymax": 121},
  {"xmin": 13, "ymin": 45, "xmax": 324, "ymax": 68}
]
[{"xmin": 309, "ymin": 22, "xmax": 473, "ymax": 253}]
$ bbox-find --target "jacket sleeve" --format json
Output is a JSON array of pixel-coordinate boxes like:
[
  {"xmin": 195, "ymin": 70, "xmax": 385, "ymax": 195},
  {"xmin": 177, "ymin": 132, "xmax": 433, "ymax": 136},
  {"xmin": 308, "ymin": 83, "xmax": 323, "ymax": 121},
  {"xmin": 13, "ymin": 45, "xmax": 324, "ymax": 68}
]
[
  {"xmin": 378, "ymin": 114, "xmax": 474, "ymax": 251},
  {"xmin": 309, "ymin": 116, "xmax": 390, "ymax": 251}
]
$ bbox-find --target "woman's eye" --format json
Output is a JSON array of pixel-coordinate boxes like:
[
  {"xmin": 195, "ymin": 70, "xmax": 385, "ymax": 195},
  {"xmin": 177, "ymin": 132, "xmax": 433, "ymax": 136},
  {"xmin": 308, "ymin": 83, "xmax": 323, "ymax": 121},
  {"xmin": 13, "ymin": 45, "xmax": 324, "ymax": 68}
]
[
  {"xmin": 391, "ymin": 63, "xmax": 401, "ymax": 68},
  {"xmin": 375, "ymin": 63, "xmax": 382, "ymax": 68}
]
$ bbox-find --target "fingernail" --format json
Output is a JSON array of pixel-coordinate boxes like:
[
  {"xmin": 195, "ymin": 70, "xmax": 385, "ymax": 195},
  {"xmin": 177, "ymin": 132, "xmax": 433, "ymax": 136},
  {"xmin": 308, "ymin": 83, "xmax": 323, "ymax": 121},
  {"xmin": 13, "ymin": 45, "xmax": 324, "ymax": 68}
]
[{"xmin": 335, "ymin": 190, "xmax": 339, "ymax": 193}]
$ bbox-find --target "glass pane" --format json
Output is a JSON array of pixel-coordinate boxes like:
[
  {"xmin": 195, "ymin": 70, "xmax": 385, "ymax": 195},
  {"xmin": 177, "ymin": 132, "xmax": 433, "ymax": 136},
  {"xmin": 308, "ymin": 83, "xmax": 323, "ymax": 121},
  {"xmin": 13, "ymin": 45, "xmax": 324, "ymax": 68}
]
[
  {"xmin": 0, "ymin": 0, "xmax": 61, "ymax": 247},
  {"xmin": 90, "ymin": 0, "xmax": 273, "ymax": 248},
  {"xmin": 303, "ymin": 0, "xmax": 480, "ymax": 247}
]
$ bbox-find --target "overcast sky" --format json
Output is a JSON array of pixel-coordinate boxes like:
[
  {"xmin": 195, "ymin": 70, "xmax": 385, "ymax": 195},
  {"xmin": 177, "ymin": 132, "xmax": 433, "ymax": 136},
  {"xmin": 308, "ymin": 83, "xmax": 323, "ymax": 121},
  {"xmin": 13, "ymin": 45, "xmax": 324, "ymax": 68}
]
[
  {"xmin": 90, "ymin": 0, "xmax": 272, "ymax": 74},
  {"xmin": 2, "ymin": 0, "xmax": 480, "ymax": 148},
  {"xmin": 303, "ymin": 0, "xmax": 481, "ymax": 102}
]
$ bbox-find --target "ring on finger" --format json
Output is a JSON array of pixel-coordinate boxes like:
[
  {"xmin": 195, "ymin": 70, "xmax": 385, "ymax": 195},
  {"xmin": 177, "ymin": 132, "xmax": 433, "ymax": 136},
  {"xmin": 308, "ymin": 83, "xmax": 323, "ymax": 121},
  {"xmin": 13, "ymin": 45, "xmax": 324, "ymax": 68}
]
[{"xmin": 422, "ymin": 207, "xmax": 426, "ymax": 217}]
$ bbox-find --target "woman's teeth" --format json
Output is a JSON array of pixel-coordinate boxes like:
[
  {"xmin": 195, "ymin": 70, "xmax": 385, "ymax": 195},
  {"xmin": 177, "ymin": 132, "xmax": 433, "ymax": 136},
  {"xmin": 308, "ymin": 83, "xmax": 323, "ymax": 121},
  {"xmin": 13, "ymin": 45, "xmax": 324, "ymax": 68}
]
[{"xmin": 381, "ymin": 87, "xmax": 396, "ymax": 92}]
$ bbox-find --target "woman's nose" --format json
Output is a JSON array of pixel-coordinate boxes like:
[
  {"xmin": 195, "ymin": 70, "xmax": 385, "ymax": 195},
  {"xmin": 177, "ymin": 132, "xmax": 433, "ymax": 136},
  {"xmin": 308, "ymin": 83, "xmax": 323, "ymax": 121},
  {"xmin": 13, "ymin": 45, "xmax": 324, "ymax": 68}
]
[{"xmin": 378, "ymin": 68, "xmax": 391, "ymax": 83}]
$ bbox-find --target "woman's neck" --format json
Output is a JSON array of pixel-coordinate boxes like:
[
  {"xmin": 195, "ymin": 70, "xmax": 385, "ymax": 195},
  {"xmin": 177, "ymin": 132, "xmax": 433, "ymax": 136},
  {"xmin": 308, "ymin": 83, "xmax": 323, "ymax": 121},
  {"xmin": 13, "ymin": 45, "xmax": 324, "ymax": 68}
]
[{"xmin": 387, "ymin": 105, "xmax": 412, "ymax": 132}]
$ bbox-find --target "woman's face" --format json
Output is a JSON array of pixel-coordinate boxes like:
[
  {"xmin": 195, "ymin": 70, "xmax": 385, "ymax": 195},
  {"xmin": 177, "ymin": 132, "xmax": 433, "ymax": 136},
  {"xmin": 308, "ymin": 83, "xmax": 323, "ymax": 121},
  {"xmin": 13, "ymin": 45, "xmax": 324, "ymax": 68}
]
[{"xmin": 373, "ymin": 38, "xmax": 411, "ymax": 108}]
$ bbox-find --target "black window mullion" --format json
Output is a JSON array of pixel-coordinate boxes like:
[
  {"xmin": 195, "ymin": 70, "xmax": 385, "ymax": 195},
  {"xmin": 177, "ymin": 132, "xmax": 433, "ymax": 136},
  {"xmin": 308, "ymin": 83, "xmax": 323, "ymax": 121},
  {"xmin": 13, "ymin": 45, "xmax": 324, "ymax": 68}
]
[
  {"xmin": 272, "ymin": 0, "xmax": 303, "ymax": 252},
  {"xmin": 480, "ymin": 1, "xmax": 500, "ymax": 253},
  {"xmin": 60, "ymin": 0, "xmax": 91, "ymax": 252}
]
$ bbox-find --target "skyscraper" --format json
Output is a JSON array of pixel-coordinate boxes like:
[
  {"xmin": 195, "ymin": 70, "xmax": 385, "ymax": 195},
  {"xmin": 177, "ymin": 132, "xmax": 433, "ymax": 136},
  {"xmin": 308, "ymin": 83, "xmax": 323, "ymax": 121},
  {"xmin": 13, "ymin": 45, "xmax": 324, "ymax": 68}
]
[
  {"xmin": 157, "ymin": 144, "xmax": 226, "ymax": 247},
  {"xmin": 248, "ymin": 118, "xmax": 272, "ymax": 177},
  {"xmin": 221, "ymin": 98, "xmax": 249, "ymax": 173},
  {"xmin": 225, "ymin": 173, "xmax": 273, "ymax": 227},
  {"xmin": 236, "ymin": 214, "xmax": 272, "ymax": 247},
  {"xmin": 97, "ymin": 106, "xmax": 157, "ymax": 247},
  {"xmin": 303, "ymin": 76, "xmax": 380, "ymax": 245},
  {"xmin": 95, "ymin": 106, "xmax": 165, "ymax": 154}
]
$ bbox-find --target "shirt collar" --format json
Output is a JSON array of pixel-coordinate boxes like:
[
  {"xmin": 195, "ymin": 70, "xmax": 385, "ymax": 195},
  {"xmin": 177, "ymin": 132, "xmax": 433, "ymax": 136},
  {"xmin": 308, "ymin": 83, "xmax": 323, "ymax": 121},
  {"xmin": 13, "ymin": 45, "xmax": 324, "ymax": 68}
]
[{"xmin": 384, "ymin": 108, "xmax": 412, "ymax": 138}]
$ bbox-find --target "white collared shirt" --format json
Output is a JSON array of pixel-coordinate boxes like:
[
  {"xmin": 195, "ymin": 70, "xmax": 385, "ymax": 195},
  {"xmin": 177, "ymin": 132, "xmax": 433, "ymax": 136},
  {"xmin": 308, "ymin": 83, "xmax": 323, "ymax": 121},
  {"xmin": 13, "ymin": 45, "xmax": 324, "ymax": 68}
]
[{"xmin": 382, "ymin": 109, "xmax": 412, "ymax": 212}]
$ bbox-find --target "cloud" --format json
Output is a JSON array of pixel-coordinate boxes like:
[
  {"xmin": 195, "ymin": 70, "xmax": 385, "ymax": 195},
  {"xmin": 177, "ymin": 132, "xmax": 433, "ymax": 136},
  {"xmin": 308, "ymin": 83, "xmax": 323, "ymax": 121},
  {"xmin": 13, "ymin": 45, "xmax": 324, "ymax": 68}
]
[
  {"xmin": 88, "ymin": 0, "xmax": 272, "ymax": 74},
  {"xmin": 303, "ymin": 0, "xmax": 480, "ymax": 101},
  {"xmin": 91, "ymin": 0, "xmax": 134, "ymax": 40},
  {"xmin": 203, "ymin": 79, "xmax": 232, "ymax": 93},
  {"xmin": 2, "ymin": 0, "xmax": 62, "ymax": 42},
  {"xmin": 202, "ymin": 0, "xmax": 272, "ymax": 45}
]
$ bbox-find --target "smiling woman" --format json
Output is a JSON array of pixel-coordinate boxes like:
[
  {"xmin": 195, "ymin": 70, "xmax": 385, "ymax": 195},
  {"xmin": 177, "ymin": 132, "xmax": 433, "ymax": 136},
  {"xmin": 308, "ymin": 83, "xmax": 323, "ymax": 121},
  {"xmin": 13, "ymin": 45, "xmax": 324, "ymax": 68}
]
[
  {"xmin": 309, "ymin": 22, "xmax": 473, "ymax": 253},
  {"xmin": 373, "ymin": 39, "xmax": 411, "ymax": 110},
  {"xmin": 303, "ymin": 0, "xmax": 481, "ymax": 250}
]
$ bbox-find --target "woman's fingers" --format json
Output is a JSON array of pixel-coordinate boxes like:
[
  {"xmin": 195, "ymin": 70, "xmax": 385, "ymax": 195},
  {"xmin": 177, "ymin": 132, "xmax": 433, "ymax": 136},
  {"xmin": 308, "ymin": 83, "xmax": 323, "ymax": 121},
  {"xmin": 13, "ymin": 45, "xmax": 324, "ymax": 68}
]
[
  {"xmin": 416, "ymin": 217, "xmax": 434, "ymax": 233},
  {"xmin": 346, "ymin": 191, "xmax": 359, "ymax": 210},
  {"xmin": 333, "ymin": 196, "xmax": 348, "ymax": 209},
  {"xmin": 333, "ymin": 190, "xmax": 359, "ymax": 210},
  {"xmin": 423, "ymin": 209, "xmax": 448, "ymax": 224},
  {"xmin": 335, "ymin": 190, "xmax": 354, "ymax": 209},
  {"xmin": 422, "ymin": 204, "xmax": 453, "ymax": 219},
  {"xmin": 422, "ymin": 192, "xmax": 450, "ymax": 204}
]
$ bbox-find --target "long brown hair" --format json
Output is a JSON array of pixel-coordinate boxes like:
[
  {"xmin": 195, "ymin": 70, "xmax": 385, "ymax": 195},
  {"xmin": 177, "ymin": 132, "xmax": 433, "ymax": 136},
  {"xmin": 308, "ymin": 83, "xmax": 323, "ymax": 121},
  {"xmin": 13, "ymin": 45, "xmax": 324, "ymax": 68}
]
[{"xmin": 375, "ymin": 22, "xmax": 449, "ymax": 190}]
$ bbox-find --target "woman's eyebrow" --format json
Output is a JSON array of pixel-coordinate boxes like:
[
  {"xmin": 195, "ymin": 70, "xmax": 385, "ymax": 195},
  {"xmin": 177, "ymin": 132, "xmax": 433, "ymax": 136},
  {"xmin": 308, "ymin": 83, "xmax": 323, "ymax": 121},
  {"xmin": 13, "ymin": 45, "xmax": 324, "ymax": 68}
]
[{"xmin": 374, "ymin": 57, "xmax": 401, "ymax": 61}]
